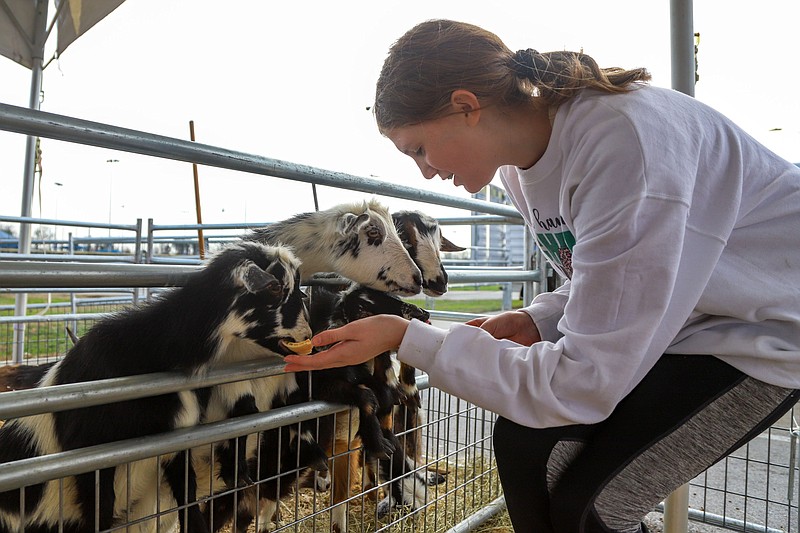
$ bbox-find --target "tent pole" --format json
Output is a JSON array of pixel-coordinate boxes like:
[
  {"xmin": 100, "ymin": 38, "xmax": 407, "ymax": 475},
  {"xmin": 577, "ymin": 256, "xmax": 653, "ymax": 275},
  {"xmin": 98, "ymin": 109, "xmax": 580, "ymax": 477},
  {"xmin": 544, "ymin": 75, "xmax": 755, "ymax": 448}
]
[{"xmin": 12, "ymin": 0, "xmax": 48, "ymax": 364}]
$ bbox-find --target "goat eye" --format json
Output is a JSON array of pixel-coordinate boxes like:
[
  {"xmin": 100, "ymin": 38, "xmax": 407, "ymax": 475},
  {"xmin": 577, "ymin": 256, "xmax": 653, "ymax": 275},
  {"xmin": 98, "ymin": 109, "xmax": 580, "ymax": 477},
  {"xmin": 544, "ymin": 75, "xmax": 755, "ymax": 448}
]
[{"xmin": 367, "ymin": 228, "xmax": 380, "ymax": 239}]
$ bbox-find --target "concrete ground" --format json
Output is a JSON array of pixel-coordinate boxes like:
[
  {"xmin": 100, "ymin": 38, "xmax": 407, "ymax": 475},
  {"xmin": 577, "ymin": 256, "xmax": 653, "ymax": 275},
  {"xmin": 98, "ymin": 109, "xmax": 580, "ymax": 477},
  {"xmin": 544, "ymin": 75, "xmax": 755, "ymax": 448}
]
[{"xmin": 644, "ymin": 512, "xmax": 729, "ymax": 533}]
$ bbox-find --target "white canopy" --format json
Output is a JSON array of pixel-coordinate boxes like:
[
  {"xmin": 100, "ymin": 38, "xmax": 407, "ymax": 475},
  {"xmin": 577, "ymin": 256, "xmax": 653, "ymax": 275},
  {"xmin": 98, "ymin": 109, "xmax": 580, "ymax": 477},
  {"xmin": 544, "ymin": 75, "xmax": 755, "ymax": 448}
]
[
  {"xmin": 0, "ymin": 0, "xmax": 124, "ymax": 69},
  {"xmin": 1, "ymin": 0, "xmax": 125, "ymax": 364}
]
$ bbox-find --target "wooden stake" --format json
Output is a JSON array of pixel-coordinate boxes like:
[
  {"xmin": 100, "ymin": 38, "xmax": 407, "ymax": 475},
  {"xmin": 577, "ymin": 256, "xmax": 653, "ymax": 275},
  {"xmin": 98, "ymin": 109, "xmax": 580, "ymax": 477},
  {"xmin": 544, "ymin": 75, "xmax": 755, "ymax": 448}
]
[{"xmin": 189, "ymin": 120, "xmax": 206, "ymax": 259}]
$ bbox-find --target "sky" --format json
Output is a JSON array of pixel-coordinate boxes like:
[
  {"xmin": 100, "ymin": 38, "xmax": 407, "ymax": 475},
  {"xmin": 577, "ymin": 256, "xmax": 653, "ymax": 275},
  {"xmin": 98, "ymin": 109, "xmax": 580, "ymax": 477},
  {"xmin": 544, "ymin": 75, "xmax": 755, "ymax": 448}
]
[{"xmin": 0, "ymin": 0, "xmax": 798, "ymax": 241}]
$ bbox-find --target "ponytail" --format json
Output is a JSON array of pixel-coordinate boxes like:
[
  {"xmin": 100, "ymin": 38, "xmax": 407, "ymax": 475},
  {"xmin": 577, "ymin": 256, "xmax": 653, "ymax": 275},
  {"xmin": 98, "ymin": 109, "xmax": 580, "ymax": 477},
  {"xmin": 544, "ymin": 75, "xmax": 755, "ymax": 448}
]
[{"xmin": 510, "ymin": 49, "xmax": 651, "ymax": 107}]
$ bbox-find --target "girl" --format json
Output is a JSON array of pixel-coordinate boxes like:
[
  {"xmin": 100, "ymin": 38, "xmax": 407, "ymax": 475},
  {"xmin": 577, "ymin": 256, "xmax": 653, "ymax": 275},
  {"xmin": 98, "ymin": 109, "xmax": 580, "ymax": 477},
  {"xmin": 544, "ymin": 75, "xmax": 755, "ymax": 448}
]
[{"xmin": 284, "ymin": 19, "xmax": 800, "ymax": 532}]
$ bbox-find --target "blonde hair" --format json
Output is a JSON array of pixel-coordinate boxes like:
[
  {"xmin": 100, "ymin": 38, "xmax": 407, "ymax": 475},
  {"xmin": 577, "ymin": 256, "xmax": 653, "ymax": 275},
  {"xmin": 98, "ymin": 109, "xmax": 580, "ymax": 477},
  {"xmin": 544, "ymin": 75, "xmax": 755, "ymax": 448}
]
[{"xmin": 374, "ymin": 19, "xmax": 651, "ymax": 132}]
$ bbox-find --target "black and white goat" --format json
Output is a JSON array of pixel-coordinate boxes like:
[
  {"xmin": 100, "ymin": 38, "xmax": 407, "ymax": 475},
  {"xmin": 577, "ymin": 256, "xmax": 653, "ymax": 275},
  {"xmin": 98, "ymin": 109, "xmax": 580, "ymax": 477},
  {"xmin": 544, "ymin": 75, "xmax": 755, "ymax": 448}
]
[
  {"xmin": 0, "ymin": 208, "xmax": 465, "ymax": 392},
  {"xmin": 304, "ymin": 282, "xmax": 432, "ymax": 533},
  {"xmin": 208, "ymin": 282, "xmax": 433, "ymax": 533},
  {"xmin": 0, "ymin": 241, "xmax": 312, "ymax": 533},
  {"xmin": 391, "ymin": 210, "xmax": 465, "ymax": 297},
  {"xmin": 245, "ymin": 200, "xmax": 423, "ymax": 296}
]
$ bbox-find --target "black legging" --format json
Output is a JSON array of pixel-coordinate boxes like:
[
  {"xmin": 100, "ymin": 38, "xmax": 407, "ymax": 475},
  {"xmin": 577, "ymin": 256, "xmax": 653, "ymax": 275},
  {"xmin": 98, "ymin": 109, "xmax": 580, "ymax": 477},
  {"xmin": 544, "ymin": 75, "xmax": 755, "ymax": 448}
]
[{"xmin": 493, "ymin": 354, "xmax": 800, "ymax": 533}]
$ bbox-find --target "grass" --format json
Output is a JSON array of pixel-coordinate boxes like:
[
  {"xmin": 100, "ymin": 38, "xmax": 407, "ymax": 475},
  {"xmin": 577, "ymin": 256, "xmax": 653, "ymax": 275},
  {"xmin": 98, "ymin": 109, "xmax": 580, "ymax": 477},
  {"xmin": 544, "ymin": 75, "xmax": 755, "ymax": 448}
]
[
  {"xmin": 449, "ymin": 284, "xmax": 513, "ymax": 292},
  {"xmin": 0, "ymin": 294, "xmax": 69, "ymax": 306},
  {"xmin": 404, "ymin": 299, "xmax": 523, "ymax": 314},
  {"xmin": 0, "ymin": 294, "xmax": 120, "ymax": 361},
  {"xmin": 1, "ymin": 291, "xmax": 522, "ymax": 360}
]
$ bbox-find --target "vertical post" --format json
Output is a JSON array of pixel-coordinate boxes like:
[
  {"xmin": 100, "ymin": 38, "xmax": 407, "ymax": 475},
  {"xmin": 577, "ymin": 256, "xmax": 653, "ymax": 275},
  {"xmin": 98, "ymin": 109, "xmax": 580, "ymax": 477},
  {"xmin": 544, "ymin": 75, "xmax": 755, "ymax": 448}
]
[
  {"xmin": 188, "ymin": 121, "xmax": 205, "ymax": 259},
  {"xmin": 106, "ymin": 158, "xmax": 119, "ymax": 240},
  {"xmin": 665, "ymin": 1, "xmax": 695, "ymax": 530},
  {"xmin": 664, "ymin": 1, "xmax": 694, "ymax": 530},
  {"xmin": 501, "ymin": 283, "xmax": 512, "ymax": 311},
  {"xmin": 13, "ymin": 0, "xmax": 48, "ymax": 363},
  {"xmin": 663, "ymin": 483, "xmax": 690, "ymax": 533},
  {"xmin": 522, "ymin": 225, "xmax": 534, "ymax": 305},
  {"xmin": 670, "ymin": 0, "xmax": 695, "ymax": 97}
]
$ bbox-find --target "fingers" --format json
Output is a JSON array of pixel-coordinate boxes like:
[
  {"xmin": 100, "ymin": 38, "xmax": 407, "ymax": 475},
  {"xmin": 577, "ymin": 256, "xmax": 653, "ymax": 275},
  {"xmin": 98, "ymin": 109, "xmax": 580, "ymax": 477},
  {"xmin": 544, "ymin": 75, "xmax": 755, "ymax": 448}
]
[
  {"xmin": 282, "ymin": 328, "xmax": 346, "ymax": 372},
  {"xmin": 284, "ymin": 345, "xmax": 348, "ymax": 372},
  {"xmin": 312, "ymin": 327, "xmax": 342, "ymax": 348},
  {"xmin": 465, "ymin": 316, "xmax": 489, "ymax": 327},
  {"xmin": 284, "ymin": 315, "xmax": 410, "ymax": 373}
]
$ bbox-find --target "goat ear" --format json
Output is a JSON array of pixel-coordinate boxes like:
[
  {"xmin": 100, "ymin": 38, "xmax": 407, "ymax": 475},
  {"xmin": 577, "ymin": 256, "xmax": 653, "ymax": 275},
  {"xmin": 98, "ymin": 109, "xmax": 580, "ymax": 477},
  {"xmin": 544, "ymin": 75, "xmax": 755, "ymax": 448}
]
[
  {"xmin": 440, "ymin": 235, "xmax": 467, "ymax": 252},
  {"xmin": 338, "ymin": 212, "xmax": 369, "ymax": 235},
  {"xmin": 237, "ymin": 262, "xmax": 279, "ymax": 294}
]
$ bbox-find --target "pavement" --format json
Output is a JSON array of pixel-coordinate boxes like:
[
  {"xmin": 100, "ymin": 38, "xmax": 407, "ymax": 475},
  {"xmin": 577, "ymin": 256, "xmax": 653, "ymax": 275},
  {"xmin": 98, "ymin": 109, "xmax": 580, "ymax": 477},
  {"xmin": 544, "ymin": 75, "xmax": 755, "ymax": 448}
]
[{"xmin": 644, "ymin": 512, "xmax": 729, "ymax": 532}]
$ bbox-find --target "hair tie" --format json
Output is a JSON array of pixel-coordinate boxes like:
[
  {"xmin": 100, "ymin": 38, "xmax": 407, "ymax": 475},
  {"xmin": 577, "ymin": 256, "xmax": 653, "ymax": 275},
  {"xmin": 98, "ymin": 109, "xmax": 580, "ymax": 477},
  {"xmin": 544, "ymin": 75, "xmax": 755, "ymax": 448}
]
[{"xmin": 511, "ymin": 49, "xmax": 548, "ymax": 83}]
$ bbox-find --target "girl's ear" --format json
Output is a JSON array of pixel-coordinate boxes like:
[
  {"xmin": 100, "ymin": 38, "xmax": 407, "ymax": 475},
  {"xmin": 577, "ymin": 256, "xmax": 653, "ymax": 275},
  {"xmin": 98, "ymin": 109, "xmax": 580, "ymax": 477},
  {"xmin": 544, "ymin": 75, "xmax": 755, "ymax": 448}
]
[{"xmin": 450, "ymin": 90, "xmax": 481, "ymax": 125}]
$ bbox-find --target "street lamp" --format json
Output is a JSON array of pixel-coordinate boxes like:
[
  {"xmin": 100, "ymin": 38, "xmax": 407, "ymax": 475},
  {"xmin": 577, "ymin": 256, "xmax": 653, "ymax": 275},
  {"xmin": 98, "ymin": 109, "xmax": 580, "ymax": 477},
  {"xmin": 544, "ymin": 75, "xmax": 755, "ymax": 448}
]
[
  {"xmin": 53, "ymin": 181, "xmax": 63, "ymax": 244},
  {"xmin": 106, "ymin": 159, "xmax": 119, "ymax": 239}
]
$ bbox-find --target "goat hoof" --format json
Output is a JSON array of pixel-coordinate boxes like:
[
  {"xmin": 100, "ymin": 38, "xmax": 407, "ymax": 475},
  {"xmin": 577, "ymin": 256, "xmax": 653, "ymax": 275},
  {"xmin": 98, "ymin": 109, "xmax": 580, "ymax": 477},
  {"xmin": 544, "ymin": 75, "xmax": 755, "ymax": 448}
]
[
  {"xmin": 367, "ymin": 449, "xmax": 391, "ymax": 461},
  {"xmin": 369, "ymin": 439, "xmax": 396, "ymax": 460}
]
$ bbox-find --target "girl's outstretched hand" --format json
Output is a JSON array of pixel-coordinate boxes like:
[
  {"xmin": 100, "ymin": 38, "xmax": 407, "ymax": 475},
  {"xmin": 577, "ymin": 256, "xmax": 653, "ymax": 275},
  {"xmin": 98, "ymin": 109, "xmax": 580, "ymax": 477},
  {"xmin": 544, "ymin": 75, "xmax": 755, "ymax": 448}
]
[
  {"xmin": 465, "ymin": 310, "xmax": 541, "ymax": 346},
  {"xmin": 283, "ymin": 314, "xmax": 410, "ymax": 372}
]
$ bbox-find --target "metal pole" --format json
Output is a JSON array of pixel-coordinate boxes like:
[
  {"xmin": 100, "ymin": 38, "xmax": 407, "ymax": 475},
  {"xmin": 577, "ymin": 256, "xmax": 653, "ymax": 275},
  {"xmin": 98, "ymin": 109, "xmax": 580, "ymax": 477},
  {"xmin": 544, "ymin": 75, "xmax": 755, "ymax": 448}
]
[
  {"xmin": 670, "ymin": 0, "xmax": 696, "ymax": 97},
  {"xmin": 665, "ymin": 1, "xmax": 694, "ymax": 531},
  {"xmin": 0, "ymin": 103, "xmax": 522, "ymax": 219},
  {"xmin": 664, "ymin": 483, "xmax": 690, "ymax": 533},
  {"xmin": 13, "ymin": 0, "xmax": 48, "ymax": 363},
  {"xmin": 188, "ymin": 121, "xmax": 206, "ymax": 259},
  {"xmin": 445, "ymin": 496, "xmax": 506, "ymax": 533}
]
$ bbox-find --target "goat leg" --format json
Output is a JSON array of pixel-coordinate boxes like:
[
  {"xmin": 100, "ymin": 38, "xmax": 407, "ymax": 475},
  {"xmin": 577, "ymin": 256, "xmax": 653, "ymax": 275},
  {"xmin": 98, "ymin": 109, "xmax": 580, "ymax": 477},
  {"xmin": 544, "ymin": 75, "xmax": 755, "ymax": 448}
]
[{"xmin": 163, "ymin": 450, "xmax": 209, "ymax": 533}]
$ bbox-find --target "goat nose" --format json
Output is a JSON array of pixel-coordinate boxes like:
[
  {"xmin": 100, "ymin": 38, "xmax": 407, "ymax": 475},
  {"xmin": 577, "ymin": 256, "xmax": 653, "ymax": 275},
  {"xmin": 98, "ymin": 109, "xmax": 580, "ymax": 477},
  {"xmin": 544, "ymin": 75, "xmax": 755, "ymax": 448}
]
[
  {"xmin": 423, "ymin": 278, "xmax": 448, "ymax": 297},
  {"xmin": 413, "ymin": 273, "xmax": 422, "ymax": 288}
]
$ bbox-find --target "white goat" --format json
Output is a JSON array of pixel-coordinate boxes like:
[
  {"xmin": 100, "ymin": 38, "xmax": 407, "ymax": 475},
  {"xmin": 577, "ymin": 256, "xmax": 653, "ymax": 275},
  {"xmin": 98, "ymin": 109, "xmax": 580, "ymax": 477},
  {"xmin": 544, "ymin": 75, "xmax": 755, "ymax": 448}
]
[{"xmin": 244, "ymin": 200, "xmax": 422, "ymax": 296}]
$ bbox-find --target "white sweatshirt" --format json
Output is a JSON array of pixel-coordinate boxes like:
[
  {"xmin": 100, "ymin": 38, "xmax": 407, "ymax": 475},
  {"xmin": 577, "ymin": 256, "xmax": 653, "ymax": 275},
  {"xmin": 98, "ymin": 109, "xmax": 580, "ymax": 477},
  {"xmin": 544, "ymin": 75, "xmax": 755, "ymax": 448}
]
[{"xmin": 398, "ymin": 86, "xmax": 800, "ymax": 428}]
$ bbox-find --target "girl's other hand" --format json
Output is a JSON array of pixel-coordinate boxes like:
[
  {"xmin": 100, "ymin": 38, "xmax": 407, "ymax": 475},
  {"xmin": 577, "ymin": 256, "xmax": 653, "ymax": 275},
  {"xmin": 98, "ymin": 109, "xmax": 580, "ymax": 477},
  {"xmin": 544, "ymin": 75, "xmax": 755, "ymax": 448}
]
[
  {"xmin": 283, "ymin": 315, "xmax": 410, "ymax": 372},
  {"xmin": 465, "ymin": 310, "xmax": 541, "ymax": 346}
]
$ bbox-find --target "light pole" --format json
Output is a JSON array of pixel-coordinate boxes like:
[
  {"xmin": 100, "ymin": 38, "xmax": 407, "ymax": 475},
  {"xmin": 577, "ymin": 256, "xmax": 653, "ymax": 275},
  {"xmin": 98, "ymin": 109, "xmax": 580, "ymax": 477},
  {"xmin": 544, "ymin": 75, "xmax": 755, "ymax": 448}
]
[
  {"xmin": 106, "ymin": 159, "xmax": 119, "ymax": 240},
  {"xmin": 53, "ymin": 181, "xmax": 63, "ymax": 245}
]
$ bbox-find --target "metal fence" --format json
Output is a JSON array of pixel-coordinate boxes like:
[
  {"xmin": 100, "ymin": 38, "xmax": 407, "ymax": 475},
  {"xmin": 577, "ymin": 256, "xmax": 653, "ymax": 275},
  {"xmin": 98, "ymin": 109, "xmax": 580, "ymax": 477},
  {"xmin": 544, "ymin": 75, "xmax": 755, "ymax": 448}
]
[{"xmin": 1, "ymin": 101, "xmax": 799, "ymax": 533}]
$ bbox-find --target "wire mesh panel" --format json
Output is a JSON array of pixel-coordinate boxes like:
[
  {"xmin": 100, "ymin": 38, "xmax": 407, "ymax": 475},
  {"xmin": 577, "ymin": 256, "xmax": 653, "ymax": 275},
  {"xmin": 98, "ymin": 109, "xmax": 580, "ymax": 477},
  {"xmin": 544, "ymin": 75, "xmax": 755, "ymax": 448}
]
[
  {"xmin": 0, "ymin": 292, "xmax": 132, "ymax": 365},
  {"xmin": 0, "ymin": 380, "xmax": 501, "ymax": 533},
  {"xmin": 686, "ymin": 404, "xmax": 799, "ymax": 533},
  {"xmin": 192, "ymin": 386, "xmax": 503, "ymax": 533}
]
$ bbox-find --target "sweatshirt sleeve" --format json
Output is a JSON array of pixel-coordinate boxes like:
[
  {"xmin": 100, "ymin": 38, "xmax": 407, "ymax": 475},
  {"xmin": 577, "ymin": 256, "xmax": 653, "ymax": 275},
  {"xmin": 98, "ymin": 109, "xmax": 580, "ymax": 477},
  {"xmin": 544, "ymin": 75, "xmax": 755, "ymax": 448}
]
[{"xmin": 519, "ymin": 281, "xmax": 570, "ymax": 343}]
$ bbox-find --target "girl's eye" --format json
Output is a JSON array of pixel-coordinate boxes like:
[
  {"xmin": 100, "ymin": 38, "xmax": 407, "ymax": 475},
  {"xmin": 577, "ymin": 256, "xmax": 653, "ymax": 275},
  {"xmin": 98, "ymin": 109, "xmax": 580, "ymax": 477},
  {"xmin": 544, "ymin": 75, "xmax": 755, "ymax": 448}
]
[{"xmin": 415, "ymin": 147, "xmax": 425, "ymax": 157}]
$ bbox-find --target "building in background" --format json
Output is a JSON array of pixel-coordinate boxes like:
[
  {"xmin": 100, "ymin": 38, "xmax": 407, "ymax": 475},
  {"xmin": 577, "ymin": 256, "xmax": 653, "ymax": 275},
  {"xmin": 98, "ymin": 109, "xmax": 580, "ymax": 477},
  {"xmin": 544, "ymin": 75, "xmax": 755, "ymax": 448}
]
[
  {"xmin": 0, "ymin": 229, "xmax": 17, "ymax": 250},
  {"xmin": 471, "ymin": 184, "xmax": 525, "ymax": 267}
]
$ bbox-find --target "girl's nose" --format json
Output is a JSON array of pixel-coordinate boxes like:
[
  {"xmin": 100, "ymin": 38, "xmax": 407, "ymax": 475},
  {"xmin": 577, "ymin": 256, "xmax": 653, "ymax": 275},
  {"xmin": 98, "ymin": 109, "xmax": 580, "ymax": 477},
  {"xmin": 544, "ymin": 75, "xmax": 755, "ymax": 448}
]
[{"xmin": 416, "ymin": 160, "xmax": 438, "ymax": 180}]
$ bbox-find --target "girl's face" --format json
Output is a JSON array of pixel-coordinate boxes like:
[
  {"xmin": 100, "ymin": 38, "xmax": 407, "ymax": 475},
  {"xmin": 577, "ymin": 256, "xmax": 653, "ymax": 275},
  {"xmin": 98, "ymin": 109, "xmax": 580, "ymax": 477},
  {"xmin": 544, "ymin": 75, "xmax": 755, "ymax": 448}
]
[{"xmin": 386, "ymin": 112, "xmax": 498, "ymax": 194}]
